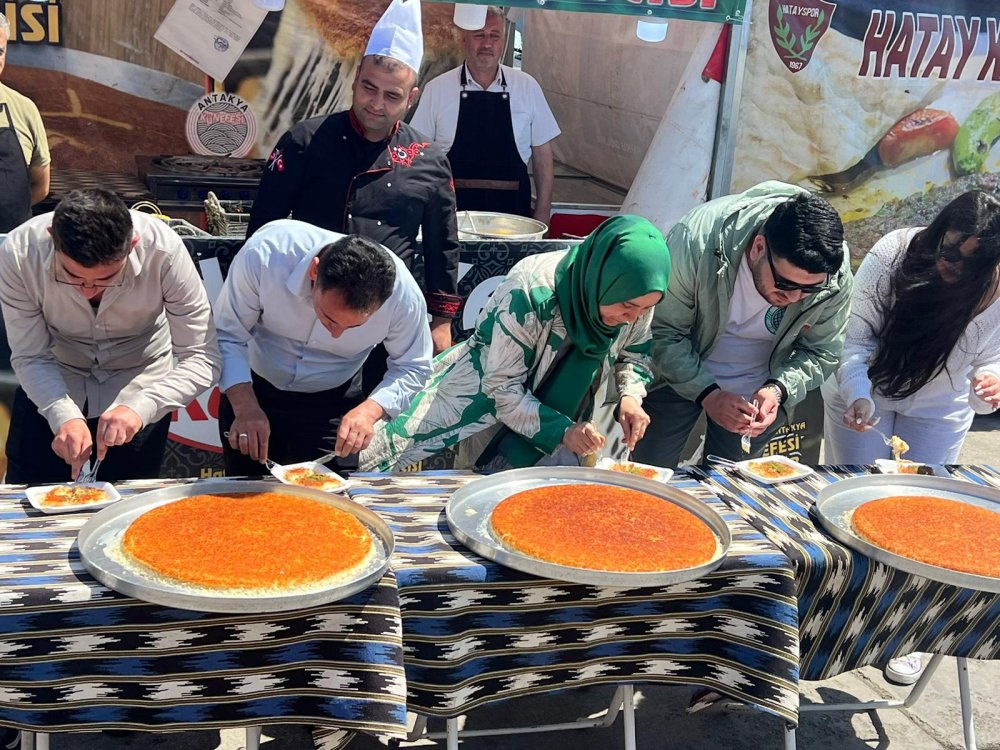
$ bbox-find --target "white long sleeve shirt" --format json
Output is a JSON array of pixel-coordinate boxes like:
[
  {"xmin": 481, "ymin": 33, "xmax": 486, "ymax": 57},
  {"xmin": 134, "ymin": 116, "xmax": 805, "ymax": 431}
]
[
  {"xmin": 834, "ymin": 227, "xmax": 1000, "ymax": 423},
  {"xmin": 0, "ymin": 211, "xmax": 221, "ymax": 433},
  {"xmin": 214, "ymin": 220, "xmax": 433, "ymax": 418}
]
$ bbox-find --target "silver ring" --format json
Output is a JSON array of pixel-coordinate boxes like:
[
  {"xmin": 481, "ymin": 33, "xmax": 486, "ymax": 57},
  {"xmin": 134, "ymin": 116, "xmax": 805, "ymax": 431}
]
[{"xmin": 238, "ymin": 432, "xmax": 249, "ymax": 439}]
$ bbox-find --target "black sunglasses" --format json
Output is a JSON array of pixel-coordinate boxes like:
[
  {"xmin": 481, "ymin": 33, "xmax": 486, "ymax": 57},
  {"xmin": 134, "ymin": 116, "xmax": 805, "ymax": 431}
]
[
  {"xmin": 765, "ymin": 245, "xmax": 830, "ymax": 294},
  {"xmin": 937, "ymin": 235, "xmax": 969, "ymax": 263}
]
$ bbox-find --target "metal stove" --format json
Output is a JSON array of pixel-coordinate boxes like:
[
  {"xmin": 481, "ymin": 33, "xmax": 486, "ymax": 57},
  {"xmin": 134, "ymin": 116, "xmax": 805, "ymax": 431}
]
[{"xmin": 136, "ymin": 155, "xmax": 264, "ymax": 212}]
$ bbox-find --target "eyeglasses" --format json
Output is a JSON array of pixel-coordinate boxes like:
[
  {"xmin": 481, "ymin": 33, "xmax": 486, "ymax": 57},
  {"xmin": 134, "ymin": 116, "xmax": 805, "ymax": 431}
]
[
  {"xmin": 54, "ymin": 261, "xmax": 128, "ymax": 289},
  {"xmin": 765, "ymin": 245, "xmax": 830, "ymax": 294}
]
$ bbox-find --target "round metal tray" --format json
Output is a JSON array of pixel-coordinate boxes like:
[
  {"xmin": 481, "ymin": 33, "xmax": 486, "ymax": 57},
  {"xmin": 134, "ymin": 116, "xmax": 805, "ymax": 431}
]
[
  {"xmin": 77, "ymin": 480, "xmax": 394, "ymax": 613},
  {"xmin": 446, "ymin": 466, "xmax": 731, "ymax": 587},
  {"xmin": 815, "ymin": 474, "xmax": 1000, "ymax": 593}
]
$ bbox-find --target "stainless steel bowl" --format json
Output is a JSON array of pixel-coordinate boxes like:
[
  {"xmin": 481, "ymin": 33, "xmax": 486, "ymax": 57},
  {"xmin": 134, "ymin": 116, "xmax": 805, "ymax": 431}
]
[{"xmin": 457, "ymin": 211, "xmax": 548, "ymax": 241}]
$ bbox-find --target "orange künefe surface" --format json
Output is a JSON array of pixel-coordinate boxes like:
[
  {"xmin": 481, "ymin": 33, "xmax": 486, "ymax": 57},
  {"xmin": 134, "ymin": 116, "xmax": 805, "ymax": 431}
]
[
  {"xmin": 490, "ymin": 484, "xmax": 717, "ymax": 572},
  {"xmin": 43, "ymin": 486, "xmax": 107, "ymax": 506},
  {"xmin": 852, "ymin": 495, "xmax": 1000, "ymax": 578},
  {"xmin": 123, "ymin": 492, "xmax": 373, "ymax": 590}
]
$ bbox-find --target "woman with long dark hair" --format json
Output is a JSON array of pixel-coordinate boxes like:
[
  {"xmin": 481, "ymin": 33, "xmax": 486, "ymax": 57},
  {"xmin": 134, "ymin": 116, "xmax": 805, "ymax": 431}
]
[
  {"xmin": 821, "ymin": 190, "xmax": 1000, "ymax": 683},
  {"xmin": 823, "ymin": 190, "xmax": 1000, "ymax": 464}
]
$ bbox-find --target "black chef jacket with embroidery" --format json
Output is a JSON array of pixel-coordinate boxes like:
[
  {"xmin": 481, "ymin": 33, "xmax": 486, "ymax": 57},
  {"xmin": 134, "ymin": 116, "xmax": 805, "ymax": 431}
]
[{"xmin": 247, "ymin": 111, "xmax": 461, "ymax": 319}]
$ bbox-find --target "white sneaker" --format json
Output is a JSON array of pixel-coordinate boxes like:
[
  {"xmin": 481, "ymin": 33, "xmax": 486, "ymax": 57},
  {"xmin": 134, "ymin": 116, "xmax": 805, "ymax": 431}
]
[{"xmin": 884, "ymin": 652, "xmax": 924, "ymax": 685}]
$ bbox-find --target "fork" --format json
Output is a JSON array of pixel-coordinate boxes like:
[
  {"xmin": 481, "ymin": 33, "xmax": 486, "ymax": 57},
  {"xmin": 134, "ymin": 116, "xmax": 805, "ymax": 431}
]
[
  {"xmin": 866, "ymin": 424, "xmax": 895, "ymax": 448},
  {"xmin": 740, "ymin": 399, "xmax": 759, "ymax": 454},
  {"xmin": 76, "ymin": 457, "xmax": 102, "ymax": 484}
]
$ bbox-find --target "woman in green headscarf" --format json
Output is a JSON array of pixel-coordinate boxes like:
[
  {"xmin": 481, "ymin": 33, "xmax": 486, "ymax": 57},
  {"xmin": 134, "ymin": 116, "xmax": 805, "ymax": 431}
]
[{"xmin": 359, "ymin": 215, "xmax": 671, "ymax": 471}]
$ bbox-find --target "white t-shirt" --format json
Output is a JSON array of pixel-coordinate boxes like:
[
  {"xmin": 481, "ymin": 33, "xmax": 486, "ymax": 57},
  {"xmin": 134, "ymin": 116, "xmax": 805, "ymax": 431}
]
[
  {"xmin": 703, "ymin": 257, "xmax": 779, "ymax": 397},
  {"xmin": 411, "ymin": 63, "xmax": 561, "ymax": 164}
]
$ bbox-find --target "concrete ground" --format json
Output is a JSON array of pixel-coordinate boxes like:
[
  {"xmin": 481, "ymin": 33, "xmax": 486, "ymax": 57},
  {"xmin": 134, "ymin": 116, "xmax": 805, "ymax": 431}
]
[{"xmin": 25, "ymin": 414, "xmax": 1000, "ymax": 750}]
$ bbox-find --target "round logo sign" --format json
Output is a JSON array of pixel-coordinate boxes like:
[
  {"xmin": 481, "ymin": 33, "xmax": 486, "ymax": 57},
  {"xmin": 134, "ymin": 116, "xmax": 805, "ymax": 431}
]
[{"xmin": 185, "ymin": 92, "xmax": 257, "ymax": 158}]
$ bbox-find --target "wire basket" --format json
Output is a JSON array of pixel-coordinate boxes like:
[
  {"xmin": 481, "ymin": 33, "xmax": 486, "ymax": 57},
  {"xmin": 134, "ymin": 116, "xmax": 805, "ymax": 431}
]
[{"xmin": 205, "ymin": 191, "xmax": 252, "ymax": 238}]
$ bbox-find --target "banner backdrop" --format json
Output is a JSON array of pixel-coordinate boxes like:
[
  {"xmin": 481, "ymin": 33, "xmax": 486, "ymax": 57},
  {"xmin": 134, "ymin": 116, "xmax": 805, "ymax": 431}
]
[
  {"xmin": 731, "ymin": 0, "xmax": 1000, "ymax": 259},
  {"xmin": 437, "ymin": 0, "xmax": 747, "ymax": 24}
]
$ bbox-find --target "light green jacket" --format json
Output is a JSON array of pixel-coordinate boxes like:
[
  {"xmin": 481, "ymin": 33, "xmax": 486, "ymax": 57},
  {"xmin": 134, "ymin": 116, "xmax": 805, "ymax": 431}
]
[{"xmin": 650, "ymin": 181, "xmax": 854, "ymax": 408}]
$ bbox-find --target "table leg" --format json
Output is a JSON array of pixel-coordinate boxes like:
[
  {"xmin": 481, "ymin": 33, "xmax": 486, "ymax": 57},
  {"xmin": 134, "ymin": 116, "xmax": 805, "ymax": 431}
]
[
  {"xmin": 622, "ymin": 685, "xmax": 636, "ymax": 750},
  {"xmin": 799, "ymin": 652, "xmax": 945, "ymax": 715},
  {"xmin": 419, "ymin": 683, "xmax": 638, "ymax": 743},
  {"xmin": 245, "ymin": 726, "xmax": 262, "ymax": 750},
  {"xmin": 956, "ymin": 658, "xmax": 978, "ymax": 750},
  {"xmin": 783, "ymin": 722, "xmax": 796, "ymax": 750}
]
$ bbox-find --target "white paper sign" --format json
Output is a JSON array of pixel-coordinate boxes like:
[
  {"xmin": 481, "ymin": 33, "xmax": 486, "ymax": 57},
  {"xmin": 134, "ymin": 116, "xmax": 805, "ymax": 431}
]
[{"xmin": 154, "ymin": 0, "xmax": 268, "ymax": 82}]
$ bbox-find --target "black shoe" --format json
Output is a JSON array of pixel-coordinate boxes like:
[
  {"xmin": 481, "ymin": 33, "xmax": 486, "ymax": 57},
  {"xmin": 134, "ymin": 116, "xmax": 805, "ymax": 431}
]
[{"xmin": 1, "ymin": 728, "xmax": 20, "ymax": 750}]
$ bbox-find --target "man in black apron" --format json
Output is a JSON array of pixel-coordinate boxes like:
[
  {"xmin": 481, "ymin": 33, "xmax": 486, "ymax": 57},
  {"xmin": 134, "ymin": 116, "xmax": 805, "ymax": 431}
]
[
  {"xmin": 449, "ymin": 64, "xmax": 531, "ymax": 217},
  {"xmin": 1, "ymin": 18, "xmax": 52, "ymax": 378},
  {"xmin": 411, "ymin": 6, "xmax": 560, "ymax": 222},
  {"xmin": 0, "ymin": 101, "xmax": 31, "ymax": 233}
]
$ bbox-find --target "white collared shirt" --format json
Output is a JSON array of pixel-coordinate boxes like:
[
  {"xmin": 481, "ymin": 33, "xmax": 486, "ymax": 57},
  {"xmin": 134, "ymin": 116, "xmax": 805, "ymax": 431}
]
[
  {"xmin": 411, "ymin": 63, "xmax": 560, "ymax": 164},
  {"xmin": 0, "ymin": 211, "xmax": 221, "ymax": 432},
  {"xmin": 214, "ymin": 220, "xmax": 433, "ymax": 418}
]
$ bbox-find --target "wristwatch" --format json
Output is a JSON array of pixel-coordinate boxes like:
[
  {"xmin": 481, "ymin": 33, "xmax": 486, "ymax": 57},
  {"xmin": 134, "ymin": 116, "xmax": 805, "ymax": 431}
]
[{"xmin": 763, "ymin": 383, "xmax": 784, "ymax": 404}]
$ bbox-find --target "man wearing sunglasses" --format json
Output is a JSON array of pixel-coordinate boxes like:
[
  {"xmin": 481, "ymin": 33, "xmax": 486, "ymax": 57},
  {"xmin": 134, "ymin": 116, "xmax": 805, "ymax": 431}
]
[
  {"xmin": 0, "ymin": 188, "xmax": 222, "ymax": 483},
  {"xmin": 634, "ymin": 181, "xmax": 853, "ymax": 467}
]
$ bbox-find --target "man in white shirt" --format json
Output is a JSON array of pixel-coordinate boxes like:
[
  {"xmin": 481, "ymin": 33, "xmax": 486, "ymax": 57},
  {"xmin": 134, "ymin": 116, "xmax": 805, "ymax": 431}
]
[
  {"xmin": 410, "ymin": 6, "xmax": 560, "ymax": 221},
  {"xmin": 215, "ymin": 220, "xmax": 433, "ymax": 475},
  {"xmin": 0, "ymin": 189, "xmax": 221, "ymax": 483}
]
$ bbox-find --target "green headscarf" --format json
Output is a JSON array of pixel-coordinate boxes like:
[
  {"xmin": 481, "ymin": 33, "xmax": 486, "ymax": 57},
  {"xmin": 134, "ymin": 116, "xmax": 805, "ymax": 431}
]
[{"xmin": 493, "ymin": 214, "xmax": 671, "ymax": 467}]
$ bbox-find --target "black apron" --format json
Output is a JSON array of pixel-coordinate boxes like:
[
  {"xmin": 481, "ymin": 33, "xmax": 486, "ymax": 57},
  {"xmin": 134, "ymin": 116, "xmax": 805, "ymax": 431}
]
[
  {"xmin": 0, "ymin": 102, "xmax": 32, "ymax": 233},
  {"xmin": 447, "ymin": 66, "xmax": 532, "ymax": 218}
]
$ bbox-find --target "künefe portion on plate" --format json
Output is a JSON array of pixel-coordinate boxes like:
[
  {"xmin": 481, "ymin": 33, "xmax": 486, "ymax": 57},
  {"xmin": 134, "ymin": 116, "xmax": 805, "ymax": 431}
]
[
  {"xmin": 489, "ymin": 484, "xmax": 717, "ymax": 572},
  {"xmin": 852, "ymin": 495, "xmax": 1000, "ymax": 578},
  {"xmin": 121, "ymin": 492, "xmax": 375, "ymax": 592},
  {"xmin": 745, "ymin": 460, "xmax": 797, "ymax": 480},
  {"xmin": 43, "ymin": 485, "xmax": 109, "ymax": 507}
]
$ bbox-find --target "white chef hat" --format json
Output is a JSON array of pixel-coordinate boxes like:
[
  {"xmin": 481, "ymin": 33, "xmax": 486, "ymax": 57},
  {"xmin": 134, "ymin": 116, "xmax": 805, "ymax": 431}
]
[{"xmin": 364, "ymin": 0, "xmax": 424, "ymax": 74}]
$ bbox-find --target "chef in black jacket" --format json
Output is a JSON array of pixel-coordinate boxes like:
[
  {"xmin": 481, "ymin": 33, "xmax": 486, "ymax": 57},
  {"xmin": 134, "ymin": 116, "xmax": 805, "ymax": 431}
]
[{"xmin": 247, "ymin": 0, "xmax": 460, "ymax": 355}]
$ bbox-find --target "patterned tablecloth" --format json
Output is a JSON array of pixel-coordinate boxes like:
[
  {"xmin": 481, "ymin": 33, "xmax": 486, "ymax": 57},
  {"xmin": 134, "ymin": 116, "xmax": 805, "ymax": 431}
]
[
  {"xmin": 0, "ymin": 479, "xmax": 407, "ymax": 736},
  {"xmin": 348, "ymin": 471, "xmax": 802, "ymax": 723},
  {"xmin": 693, "ymin": 465, "xmax": 1000, "ymax": 681}
]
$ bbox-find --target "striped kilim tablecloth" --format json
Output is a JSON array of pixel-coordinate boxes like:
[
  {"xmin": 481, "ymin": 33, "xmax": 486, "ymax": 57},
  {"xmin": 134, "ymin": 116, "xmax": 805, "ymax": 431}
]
[
  {"xmin": 694, "ymin": 465, "xmax": 1000, "ymax": 681},
  {"xmin": 348, "ymin": 471, "xmax": 802, "ymax": 723},
  {"xmin": 0, "ymin": 478, "xmax": 407, "ymax": 736}
]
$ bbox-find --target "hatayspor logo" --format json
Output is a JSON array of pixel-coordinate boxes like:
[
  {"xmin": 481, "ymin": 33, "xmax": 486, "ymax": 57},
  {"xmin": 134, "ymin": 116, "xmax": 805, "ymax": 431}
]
[
  {"xmin": 765, "ymin": 305, "xmax": 786, "ymax": 334},
  {"xmin": 769, "ymin": 0, "xmax": 836, "ymax": 74}
]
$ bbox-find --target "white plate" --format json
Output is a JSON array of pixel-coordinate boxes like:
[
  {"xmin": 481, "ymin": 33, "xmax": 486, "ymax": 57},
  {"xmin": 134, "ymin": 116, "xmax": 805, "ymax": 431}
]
[
  {"xmin": 25, "ymin": 482, "xmax": 122, "ymax": 514},
  {"xmin": 874, "ymin": 459, "xmax": 949, "ymax": 478},
  {"xmin": 595, "ymin": 457, "xmax": 673, "ymax": 483},
  {"xmin": 733, "ymin": 455, "xmax": 814, "ymax": 485},
  {"xmin": 269, "ymin": 462, "xmax": 352, "ymax": 493}
]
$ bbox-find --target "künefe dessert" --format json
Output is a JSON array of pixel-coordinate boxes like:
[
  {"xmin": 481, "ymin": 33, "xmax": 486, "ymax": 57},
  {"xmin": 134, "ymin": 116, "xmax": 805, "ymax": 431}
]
[
  {"xmin": 42, "ymin": 485, "xmax": 107, "ymax": 507},
  {"xmin": 490, "ymin": 484, "xmax": 717, "ymax": 572},
  {"xmin": 122, "ymin": 492, "xmax": 374, "ymax": 591},
  {"xmin": 852, "ymin": 495, "xmax": 1000, "ymax": 577}
]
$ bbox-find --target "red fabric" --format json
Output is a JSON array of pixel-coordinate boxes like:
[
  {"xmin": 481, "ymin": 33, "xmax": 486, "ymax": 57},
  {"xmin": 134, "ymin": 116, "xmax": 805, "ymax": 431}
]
[
  {"xmin": 701, "ymin": 26, "xmax": 730, "ymax": 84},
  {"xmin": 545, "ymin": 213, "xmax": 615, "ymax": 240}
]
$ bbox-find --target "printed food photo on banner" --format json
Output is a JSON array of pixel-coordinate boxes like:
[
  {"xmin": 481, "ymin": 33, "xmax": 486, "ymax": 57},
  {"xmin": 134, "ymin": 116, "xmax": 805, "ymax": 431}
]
[{"xmin": 731, "ymin": 0, "xmax": 1000, "ymax": 260}]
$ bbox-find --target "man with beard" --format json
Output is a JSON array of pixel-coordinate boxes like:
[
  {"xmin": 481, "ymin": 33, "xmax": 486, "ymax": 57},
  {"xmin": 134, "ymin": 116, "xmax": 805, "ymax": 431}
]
[{"xmin": 633, "ymin": 182, "xmax": 853, "ymax": 467}]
